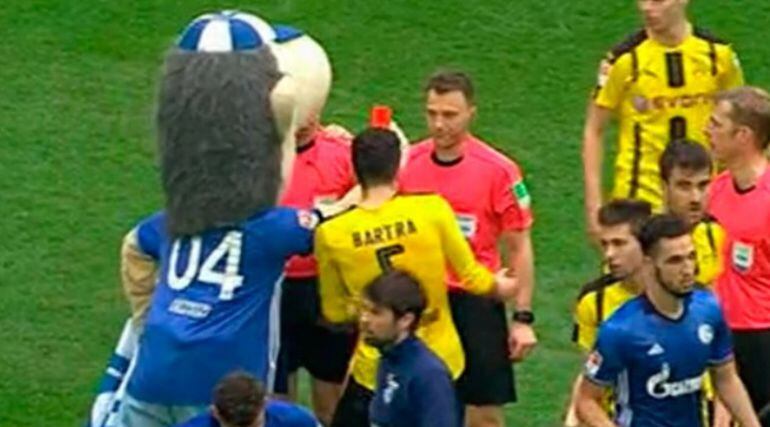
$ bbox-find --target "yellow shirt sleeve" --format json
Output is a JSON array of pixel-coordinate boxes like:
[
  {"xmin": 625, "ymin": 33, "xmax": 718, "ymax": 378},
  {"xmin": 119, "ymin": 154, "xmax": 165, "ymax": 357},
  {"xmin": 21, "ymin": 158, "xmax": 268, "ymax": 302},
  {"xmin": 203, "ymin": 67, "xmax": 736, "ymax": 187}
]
[
  {"xmin": 434, "ymin": 197, "xmax": 496, "ymax": 295},
  {"xmin": 315, "ymin": 223, "xmax": 355, "ymax": 324},
  {"xmin": 574, "ymin": 294, "xmax": 598, "ymax": 352},
  {"xmin": 718, "ymin": 45, "xmax": 744, "ymax": 90},
  {"xmin": 593, "ymin": 53, "xmax": 633, "ymax": 110},
  {"xmin": 121, "ymin": 228, "xmax": 159, "ymax": 327}
]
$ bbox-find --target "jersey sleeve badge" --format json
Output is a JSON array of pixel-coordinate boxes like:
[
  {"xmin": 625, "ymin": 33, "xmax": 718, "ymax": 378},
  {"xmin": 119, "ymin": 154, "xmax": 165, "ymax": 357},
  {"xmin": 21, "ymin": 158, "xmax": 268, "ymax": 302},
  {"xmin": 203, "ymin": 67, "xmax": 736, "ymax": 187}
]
[{"xmin": 511, "ymin": 179, "xmax": 531, "ymax": 209}]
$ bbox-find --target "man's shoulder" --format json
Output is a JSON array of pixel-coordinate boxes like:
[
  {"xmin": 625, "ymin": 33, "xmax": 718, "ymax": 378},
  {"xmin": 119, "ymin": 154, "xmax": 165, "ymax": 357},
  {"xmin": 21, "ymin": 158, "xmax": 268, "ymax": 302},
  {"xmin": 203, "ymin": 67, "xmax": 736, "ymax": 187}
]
[
  {"xmin": 602, "ymin": 295, "xmax": 645, "ymax": 328},
  {"xmin": 266, "ymin": 399, "xmax": 318, "ymax": 426},
  {"xmin": 407, "ymin": 139, "xmax": 435, "ymax": 159},
  {"xmin": 465, "ymin": 136, "xmax": 523, "ymax": 174},
  {"xmin": 692, "ymin": 26, "xmax": 732, "ymax": 46},
  {"xmin": 315, "ymin": 130, "xmax": 352, "ymax": 155},
  {"xmin": 689, "ymin": 288, "xmax": 721, "ymax": 312},
  {"xmin": 605, "ymin": 28, "xmax": 648, "ymax": 63},
  {"xmin": 709, "ymin": 170, "xmax": 733, "ymax": 197},
  {"xmin": 577, "ymin": 274, "xmax": 619, "ymax": 302},
  {"xmin": 174, "ymin": 413, "xmax": 218, "ymax": 427}
]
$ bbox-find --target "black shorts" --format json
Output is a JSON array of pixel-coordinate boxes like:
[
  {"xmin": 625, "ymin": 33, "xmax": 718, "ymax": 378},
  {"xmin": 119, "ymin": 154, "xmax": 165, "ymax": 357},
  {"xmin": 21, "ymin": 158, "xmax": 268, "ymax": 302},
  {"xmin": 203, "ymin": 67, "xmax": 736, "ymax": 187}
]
[
  {"xmin": 732, "ymin": 328, "xmax": 770, "ymax": 426},
  {"xmin": 330, "ymin": 377, "xmax": 373, "ymax": 427},
  {"xmin": 449, "ymin": 291, "xmax": 516, "ymax": 406},
  {"xmin": 274, "ymin": 276, "xmax": 357, "ymax": 393}
]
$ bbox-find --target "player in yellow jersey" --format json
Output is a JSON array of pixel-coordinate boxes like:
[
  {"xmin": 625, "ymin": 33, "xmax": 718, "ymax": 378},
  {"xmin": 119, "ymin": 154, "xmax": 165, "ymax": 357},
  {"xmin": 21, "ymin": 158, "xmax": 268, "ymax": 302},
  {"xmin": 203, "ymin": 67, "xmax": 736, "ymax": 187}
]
[
  {"xmin": 582, "ymin": 0, "xmax": 743, "ymax": 241},
  {"xmin": 564, "ymin": 199, "xmax": 651, "ymax": 426},
  {"xmin": 316, "ymin": 128, "xmax": 516, "ymax": 427},
  {"xmin": 660, "ymin": 139, "xmax": 725, "ymax": 287}
]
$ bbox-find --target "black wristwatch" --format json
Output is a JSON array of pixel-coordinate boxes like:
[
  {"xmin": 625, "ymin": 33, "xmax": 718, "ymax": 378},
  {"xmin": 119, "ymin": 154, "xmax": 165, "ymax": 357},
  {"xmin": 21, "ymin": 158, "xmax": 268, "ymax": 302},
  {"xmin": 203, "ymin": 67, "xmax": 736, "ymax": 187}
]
[{"xmin": 512, "ymin": 310, "xmax": 535, "ymax": 325}]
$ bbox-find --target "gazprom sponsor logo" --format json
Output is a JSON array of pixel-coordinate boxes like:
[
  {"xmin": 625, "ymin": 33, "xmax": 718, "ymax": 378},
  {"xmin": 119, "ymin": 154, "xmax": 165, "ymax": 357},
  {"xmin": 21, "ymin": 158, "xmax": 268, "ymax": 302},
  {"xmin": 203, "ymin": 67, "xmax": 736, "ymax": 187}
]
[{"xmin": 646, "ymin": 363, "xmax": 702, "ymax": 399}]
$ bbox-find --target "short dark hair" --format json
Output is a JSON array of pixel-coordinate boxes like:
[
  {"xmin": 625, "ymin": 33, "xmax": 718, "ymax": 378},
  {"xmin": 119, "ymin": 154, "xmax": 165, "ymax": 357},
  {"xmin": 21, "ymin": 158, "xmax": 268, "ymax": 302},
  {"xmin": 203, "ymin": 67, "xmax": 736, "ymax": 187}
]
[
  {"xmin": 597, "ymin": 199, "xmax": 653, "ymax": 234},
  {"xmin": 659, "ymin": 139, "xmax": 712, "ymax": 182},
  {"xmin": 715, "ymin": 86, "xmax": 770, "ymax": 149},
  {"xmin": 637, "ymin": 214, "xmax": 690, "ymax": 256},
  {"xmin": 213, "ymin": 371, "xmax": 265, "ymax": 427},
  {"xmin": 352, "ymin": 128, "xmax": 401, "ymax": 188},
  {"xmin": 424, "ymin": 70, "xmax": 475, "ymax": 104},
  {"xmin": 363, "ymin": 271, "xmax": 427, "ymax": 331}
]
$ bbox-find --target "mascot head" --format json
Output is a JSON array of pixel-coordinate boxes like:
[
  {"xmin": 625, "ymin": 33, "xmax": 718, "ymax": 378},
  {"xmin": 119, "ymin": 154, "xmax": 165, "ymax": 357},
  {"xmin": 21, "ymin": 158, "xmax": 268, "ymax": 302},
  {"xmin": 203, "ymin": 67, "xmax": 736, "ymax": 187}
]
[{"xmin": 158, "ymin": 10, "xmax": 332, "ymax": 237}]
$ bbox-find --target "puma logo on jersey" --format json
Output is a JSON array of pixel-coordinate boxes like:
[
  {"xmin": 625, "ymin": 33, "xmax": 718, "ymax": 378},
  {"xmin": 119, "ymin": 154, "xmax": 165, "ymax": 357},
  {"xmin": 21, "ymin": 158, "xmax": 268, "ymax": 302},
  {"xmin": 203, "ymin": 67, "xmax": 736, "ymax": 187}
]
[{"xmin": 646, "ymin": 363, "xmax": 702, "ymax": 399}]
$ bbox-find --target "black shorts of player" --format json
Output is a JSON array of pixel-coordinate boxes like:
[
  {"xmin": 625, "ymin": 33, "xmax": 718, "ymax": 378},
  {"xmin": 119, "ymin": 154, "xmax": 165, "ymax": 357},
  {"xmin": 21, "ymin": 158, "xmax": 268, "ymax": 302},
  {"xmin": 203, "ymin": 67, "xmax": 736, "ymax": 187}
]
[
  {"xmin": 274, "ymin": 276, "xmax": 357, "ymax": 394},
  {"xmin": 732, "ymin": 328, "xmax": 770, "ymax": 427},
  {"xmin": 330, "ymin": 377, "xmax": 373, "ymax": 427},
  {"xmin": 449, "ymin": 291, "xmax": 517, "ymax": 406}
]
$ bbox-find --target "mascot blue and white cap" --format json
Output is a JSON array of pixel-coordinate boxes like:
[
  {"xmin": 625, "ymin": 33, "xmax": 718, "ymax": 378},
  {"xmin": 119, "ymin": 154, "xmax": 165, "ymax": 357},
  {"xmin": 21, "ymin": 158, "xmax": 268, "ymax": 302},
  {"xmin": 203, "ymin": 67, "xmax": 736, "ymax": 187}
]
[{"xmin": 159, "ymin": 10, "xmax": 332, "ymax": 237}]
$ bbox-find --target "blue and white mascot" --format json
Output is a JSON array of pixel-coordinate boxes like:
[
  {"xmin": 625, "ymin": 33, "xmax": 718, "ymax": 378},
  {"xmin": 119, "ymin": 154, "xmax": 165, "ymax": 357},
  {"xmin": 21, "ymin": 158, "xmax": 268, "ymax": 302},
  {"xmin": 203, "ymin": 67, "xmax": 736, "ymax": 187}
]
[{"xmin": 87, "ymin": 10, "xmax": 333, "ymax": 427}]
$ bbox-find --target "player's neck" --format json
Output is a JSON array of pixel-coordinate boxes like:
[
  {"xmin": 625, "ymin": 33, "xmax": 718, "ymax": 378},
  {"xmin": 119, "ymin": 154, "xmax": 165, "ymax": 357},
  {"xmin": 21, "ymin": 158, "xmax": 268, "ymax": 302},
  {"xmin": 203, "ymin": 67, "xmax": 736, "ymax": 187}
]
[
  {"xmin": 433, "ymin": 134, "xmax": 468, "ymax": 162},
  {"xmin": 360, "ymin": 184, "xmax": 398, "ymax": 208},
  {"xmin": 728, "ymin": 154, "xmax": 768, "ymax": 190},
  {"xmin": 623, "ymin": 272, "xmax": 644, "ymax": 294},
  {"xmin": 647, "ymin": 20, "xmax": 690, "ymax": 47},
  {"xmin": 646, "ymin": 283, "xmax": 684, "ymax": 320}
]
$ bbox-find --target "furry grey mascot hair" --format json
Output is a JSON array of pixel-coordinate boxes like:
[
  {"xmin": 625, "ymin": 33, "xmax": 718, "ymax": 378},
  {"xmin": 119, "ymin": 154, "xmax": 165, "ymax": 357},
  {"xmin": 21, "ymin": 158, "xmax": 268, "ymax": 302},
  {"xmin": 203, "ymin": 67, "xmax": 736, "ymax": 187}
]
[{"xmin": 157, "ymin": 48, "xmax": 284, "ymax": 237}]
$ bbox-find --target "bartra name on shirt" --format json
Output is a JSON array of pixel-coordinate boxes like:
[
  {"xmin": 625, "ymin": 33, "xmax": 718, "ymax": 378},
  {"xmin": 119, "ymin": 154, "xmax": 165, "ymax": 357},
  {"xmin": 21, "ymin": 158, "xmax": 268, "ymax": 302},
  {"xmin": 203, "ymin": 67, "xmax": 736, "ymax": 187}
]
[{"xmin": 352, "ymin": 220, "xmax": 418, "ymax": 248}]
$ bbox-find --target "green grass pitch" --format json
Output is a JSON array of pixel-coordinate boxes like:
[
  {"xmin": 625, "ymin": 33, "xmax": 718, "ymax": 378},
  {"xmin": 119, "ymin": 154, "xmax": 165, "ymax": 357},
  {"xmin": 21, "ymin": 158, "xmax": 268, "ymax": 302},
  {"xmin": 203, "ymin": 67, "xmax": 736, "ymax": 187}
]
[{"xmin": 2, "ymin": 1, "xmax": 769, "ymax": 425}]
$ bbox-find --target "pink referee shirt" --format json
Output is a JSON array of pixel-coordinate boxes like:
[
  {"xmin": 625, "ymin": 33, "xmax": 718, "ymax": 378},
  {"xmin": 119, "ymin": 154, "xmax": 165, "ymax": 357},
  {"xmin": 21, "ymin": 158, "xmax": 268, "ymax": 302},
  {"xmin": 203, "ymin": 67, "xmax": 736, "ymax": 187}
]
[
  {"xmin": 280, "ymin": 128, "xmax": 355, "ymax": 278},
  {"xmin": 708, "ymin": 167, "xmax": 770, "ymax": 330},
  {"xmin": 398, "ymin": 135, "xmax": 533, "ymax": 290}
]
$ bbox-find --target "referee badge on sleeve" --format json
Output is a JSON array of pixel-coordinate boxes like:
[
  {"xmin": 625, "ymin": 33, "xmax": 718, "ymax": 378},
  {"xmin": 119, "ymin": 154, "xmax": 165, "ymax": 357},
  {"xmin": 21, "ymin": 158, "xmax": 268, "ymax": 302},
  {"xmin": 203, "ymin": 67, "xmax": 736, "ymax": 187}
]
[
  {"xmin": 511, "ymin": 179, "xmax": 531, "ymax": 209},
  {"xmin": 732, "ymin": 241, "xmax": 754, "ymax": 273}
]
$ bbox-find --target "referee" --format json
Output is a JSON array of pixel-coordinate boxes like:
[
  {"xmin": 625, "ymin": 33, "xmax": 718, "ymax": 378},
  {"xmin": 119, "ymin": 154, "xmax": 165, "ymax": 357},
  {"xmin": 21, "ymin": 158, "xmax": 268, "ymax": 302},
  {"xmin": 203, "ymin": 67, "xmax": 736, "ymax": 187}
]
[{"xmin": 706, "ymin": 87, "xmax": 770, "ymax": 425}]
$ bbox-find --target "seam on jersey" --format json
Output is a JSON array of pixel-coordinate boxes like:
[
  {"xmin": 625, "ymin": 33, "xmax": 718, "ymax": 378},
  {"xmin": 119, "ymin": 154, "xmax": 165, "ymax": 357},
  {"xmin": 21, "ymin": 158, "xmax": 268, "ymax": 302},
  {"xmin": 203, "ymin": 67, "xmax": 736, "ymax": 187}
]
[
  {"xmin": 708, "ymin": 41, "xmax": 718, "ymax": 76},
  {"xmin": 629, "ymin": 124, "xmax": 642, "ymax": 198},
  {"xmin": 631, "ymin": 49, "xmax": 639, "ymax": 82},
  {"xmin": 596, "ymin": 287, "xmax": 605, "ymax": 323},
  {"xmin": 705, "ymin": 222, "xmax": 717, "ymax": 253}
]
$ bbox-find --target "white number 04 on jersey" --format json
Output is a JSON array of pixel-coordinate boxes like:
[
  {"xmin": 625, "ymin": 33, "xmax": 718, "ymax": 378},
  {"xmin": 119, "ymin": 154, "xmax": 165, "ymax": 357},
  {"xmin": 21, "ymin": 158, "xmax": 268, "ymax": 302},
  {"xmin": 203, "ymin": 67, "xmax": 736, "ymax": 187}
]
[{"xmin": 167, "ymin": 230, "xmax": 245, "ymax": 301}]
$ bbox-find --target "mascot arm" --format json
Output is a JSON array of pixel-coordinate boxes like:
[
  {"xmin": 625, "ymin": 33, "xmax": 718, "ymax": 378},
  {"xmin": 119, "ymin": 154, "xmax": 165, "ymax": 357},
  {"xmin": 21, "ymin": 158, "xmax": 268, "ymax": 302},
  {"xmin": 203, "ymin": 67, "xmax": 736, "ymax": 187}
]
[{"xmin": 120, "ymin": 228, "xmax": 158, "ymax": 326}]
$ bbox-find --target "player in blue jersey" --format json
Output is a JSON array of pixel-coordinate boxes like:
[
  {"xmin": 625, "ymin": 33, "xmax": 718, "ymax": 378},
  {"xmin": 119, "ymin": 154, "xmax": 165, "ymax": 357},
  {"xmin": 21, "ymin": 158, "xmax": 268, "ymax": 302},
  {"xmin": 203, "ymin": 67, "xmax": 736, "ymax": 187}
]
[
  {"xmin": 175, "ymin": 371, "xmax": 319, "ymax": 427},
  {"xmin": 576, "ymin": 214, "xmax": 760, "ymax": 427}
]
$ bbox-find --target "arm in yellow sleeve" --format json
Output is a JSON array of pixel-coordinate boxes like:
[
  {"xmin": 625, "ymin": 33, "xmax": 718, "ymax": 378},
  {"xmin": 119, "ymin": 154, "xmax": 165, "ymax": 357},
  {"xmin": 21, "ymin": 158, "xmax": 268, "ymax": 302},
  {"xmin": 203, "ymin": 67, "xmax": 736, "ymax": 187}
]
[
  {"xmin": 315, "ymin": 224, "xmax": 355, "ymax": 324},
  {"xmin": 574, "ymin": 295, "xmax": 599, "ymax": 353},
  {"xmin": 719, "ymin": 45, "xmax": 744, "ymax": 90},
  {"xmin": 121, "ymin": 228, "xmax": 158, "ymax": 327},
  {"xmin": 434, "ymin": 197, "xmax": 495, "ymax": 295}
]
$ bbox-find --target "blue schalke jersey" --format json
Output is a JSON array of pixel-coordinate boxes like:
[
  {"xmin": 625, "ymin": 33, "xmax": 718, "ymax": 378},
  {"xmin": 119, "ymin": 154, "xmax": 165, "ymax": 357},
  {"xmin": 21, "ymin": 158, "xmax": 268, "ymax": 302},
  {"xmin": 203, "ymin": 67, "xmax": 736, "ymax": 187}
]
[
  {"xmin": 584, "ymin": 290, "xmax": 733, "ymax": 427},
  {"xmin": 176, "ymin": 400, "xmax": 319, "ymax": 427},
  {"xmin": 127, "ymin": 208, "xmax": 316, "ymax": 405}
]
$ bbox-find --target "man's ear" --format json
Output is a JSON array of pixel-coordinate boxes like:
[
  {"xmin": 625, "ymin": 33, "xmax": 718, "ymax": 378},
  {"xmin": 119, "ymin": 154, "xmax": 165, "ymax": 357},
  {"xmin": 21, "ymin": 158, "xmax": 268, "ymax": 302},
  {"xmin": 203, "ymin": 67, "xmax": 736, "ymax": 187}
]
[{"xmin": 397, "ymin": 312, "xmax": 417, "ymax": 332}]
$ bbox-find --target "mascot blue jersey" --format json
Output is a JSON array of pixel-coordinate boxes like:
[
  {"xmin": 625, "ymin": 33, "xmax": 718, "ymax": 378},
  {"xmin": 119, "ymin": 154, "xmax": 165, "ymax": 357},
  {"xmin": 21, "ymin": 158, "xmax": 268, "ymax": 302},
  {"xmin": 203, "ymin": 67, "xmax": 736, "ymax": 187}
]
[
  {"xmin": 583, "ymin": 289, "xmax": 733, "ymax": 427},
  {"xmin": 126, "ymin": 207, "xmax": 316, "ymax": 405}
]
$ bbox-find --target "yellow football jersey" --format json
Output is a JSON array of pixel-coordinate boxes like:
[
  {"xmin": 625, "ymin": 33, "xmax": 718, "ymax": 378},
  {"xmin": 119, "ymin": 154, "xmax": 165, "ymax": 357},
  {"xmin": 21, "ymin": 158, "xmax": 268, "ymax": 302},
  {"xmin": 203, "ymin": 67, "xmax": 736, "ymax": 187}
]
[
  {"xmin": 573, "ymin": 275, "xmax": 638, "ymax": 352},
  {"xmin": 315, "ymin": 193, "xmax": 496, "ymax": 390},
  {"xmin": 594, "ymin": 26, "xmax": 743, "ymax": 210},
  {"xmin": 692, "ymin": 218, "xmax": 725, "ymax": 287}
]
